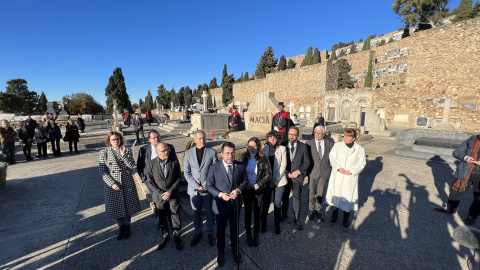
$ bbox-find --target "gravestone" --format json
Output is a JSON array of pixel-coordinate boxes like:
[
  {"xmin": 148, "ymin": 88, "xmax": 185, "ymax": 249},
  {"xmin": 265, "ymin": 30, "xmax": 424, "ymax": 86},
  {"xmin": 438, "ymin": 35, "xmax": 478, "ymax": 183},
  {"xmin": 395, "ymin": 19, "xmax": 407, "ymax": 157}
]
[
  {"xmin": 416, "ymin": 116, "xmax": 428, "ymax": 127},
  {"xmin": 201, "ymin": 91, "xmax": 209, "ymax": 112},
  {"xmin": 244, "ymin": 92, "xmax": 279, "ymax": 132},
  {"xmin": 436, "ymin": 98, "xmax": 457, "ymax": 130},
  {"xmin": 46, "ymin": 102, "xmax": 56, "ymax": 116}
]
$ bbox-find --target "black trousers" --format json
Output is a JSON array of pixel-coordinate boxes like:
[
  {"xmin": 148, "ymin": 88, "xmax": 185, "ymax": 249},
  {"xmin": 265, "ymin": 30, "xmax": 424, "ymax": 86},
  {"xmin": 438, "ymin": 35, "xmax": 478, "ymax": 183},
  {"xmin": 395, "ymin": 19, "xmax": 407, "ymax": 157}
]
[
  {"xmin": 243, "ymin": 188, "xmax": 263, "ymax": 235},
  {"xmin": 135, "ymin": 128, "xmax": 145, "ymax": 144},
  {"xmin": 156, "ymin": 195, "xmax": 181, "ymax": 235},
  {"xmin": 261, "ymin": 185, "xmax": 272, "ymax": 227},
  {"xmin": 1, "ymin": 142, "xmax": 16, "ymax": 164},
  {"xmin": 447, "ymin": 173, "xmax": 480, "ymax": 218},
  {"xmin": 282, "ymin": 177, "xmax": 302, "ymax": 220},
  {"xmin": 37, "ymin": 142, "xmax": 48, "ymax": 157},
  {"xmin": 68, "ymin": 140, "xmax": 78, "ymax": 153},
  {"xmin": 22, "ymin": 143, "xmax": 32, "ymax": 159},
  {"xmin": 216, "ymin": 201, "xmax": 241, "ymax": 254},
  {"xmin": 282, "ymin": 178, "xmax": 292, "ymax": 219},
  {"xmin": 51, "ymin": 139, "xmax": 61, "ymax": 155}
]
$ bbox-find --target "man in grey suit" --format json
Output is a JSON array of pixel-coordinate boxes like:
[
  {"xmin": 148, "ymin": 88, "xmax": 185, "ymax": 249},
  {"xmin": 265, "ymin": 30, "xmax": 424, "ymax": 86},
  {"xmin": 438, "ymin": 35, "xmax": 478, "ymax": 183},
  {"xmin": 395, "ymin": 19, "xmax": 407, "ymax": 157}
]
[
  {"xmin": 306, "ymin": 125, "xmax": 334, "ymax": 221},
  {"xmin": 184, "ymin": 130, "xmax": 218, "ymax": 247}
]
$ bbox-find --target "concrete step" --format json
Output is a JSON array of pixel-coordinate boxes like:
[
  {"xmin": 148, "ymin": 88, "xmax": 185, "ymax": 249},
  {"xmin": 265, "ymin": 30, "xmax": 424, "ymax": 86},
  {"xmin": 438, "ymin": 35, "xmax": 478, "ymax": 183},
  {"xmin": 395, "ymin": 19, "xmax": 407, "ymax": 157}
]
[
  {"xmin": 395, "ymin": 146, "xmax": 455, "ymax": 163},
  {"xmin": 412, "ymin": 145, "xmax": 455, "ymax": 156}
]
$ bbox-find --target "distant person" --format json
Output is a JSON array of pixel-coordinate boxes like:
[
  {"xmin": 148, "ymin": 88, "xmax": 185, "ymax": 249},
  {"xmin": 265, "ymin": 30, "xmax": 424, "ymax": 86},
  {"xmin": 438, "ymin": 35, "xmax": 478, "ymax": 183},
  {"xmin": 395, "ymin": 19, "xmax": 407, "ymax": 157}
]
[
  {"xmin": 133, "ymin": 113, "xmax": 146, "ymax": 144},
  {"xmin": 76, "ymin": 114, "xmax": 86, "ymax": 134},
  {"xmin": 0, "ymin": 120, "xmax": 17, "ymax": 165},
  {"xmin": 124, "ymin": 111, "xmax": 131, "ymax": 128},
  {"xmin": 46, "ymin": 119, "xmax": 62, "ymax": 156},
  {"xmin": 147, "ymin": 142, "xmax": 184, "ymax": 251},
  {"xmin": 306, "ymin": 125, "xmax": 333, "ymax": 221},
  {"xmin": 184, "ymin": 130, "xmax": 218, "ymax": 247},
  {"xmin": 281, "ymin": 126, "xmax": 310, "ymax": 230},
  {"xmin": 34, "ymin": 122, "xmax": 48, "ymax": 158},
  {"xmin": 228, "ymin": 106, "xmax": 241, "ymax": 131},
  {"xmin": 65, "ymin": 119, "xmax": 80, "ymax": 154},
  {"xmin": 145, "ymin": 110, "xmax": 152, "ymax": 126},
  {"xmin": 240, "ymin": 137, "xmax": 272, "ymax": 247},
  {"xmin": 435, "ymin": 134, "xmax": 480, "ymax": 225},
  {"xmin": 25, "ymin": 115, "xmax": 37, "ymax": 138},
  {"xmin": 272, "ymin": 102, "xmax": 290, "ymax": 143},
  {"xmin": 42, "ymin": 112, "xmax": 49, "ymax": 123},
  {"xmin": 312, "ymin": 113, "xmax": 325, "ymax": 135},
  {"xmin": 17, "ymin": 120, "xmax": 34, "ymax": 161},
  {"xmin": 325, "ymin": 128, "xmax": 366, "ymax": 228},
  {"xmin": 99, "ymin": 132, "xmax": 141, "ymax": 240},
  {"xmin": 261, "ymin": 130, "xmax": 287, "ymax": 235},
  {"xmin": 206, "ymin": 142, "xmax": 248, "ymax": 266}
]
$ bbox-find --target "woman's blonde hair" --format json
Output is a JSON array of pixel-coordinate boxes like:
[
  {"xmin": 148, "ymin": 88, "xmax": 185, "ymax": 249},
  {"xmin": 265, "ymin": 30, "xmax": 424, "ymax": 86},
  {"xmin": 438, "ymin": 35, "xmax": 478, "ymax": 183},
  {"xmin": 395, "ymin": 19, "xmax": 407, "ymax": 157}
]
[{"xmin": 344, "ymin": 128, "xmax": 360, "ymax": 142}]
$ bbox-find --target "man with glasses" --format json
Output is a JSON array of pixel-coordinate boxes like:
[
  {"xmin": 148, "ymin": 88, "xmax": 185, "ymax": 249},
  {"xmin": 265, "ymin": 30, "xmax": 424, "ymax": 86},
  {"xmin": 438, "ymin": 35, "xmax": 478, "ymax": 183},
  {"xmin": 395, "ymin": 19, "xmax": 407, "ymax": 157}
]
[
  {"xmin": 306, "ymin": 125, "xmax": 333, "ymax": 222},
  {"xmin": 281, "ymin": 126, "xmax": 310, "ymax": 230}
]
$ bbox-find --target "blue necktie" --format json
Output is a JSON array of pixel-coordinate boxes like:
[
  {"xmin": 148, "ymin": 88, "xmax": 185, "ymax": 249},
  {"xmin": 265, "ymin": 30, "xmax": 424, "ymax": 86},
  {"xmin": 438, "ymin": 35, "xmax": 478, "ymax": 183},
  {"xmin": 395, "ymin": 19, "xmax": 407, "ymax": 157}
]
[{"xmin": 227, "ymin": 165, "xmax": 233, "ymax": 182}]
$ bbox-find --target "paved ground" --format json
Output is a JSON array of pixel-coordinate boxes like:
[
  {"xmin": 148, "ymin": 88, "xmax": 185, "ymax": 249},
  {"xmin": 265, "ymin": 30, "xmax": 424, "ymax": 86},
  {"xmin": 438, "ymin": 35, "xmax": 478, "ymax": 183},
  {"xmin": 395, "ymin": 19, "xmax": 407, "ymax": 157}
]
[{"xmin": 0, "ymin": 127, "xmax": 477, "ymax": 269}]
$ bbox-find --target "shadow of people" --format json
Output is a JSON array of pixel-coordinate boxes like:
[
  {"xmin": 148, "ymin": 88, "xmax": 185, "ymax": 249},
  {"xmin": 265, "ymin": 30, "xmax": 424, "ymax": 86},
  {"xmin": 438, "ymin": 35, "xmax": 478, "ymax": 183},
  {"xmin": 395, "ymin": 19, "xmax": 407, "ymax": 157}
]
[
  {"xmin": 427, "ymin": 155, "xmax": 455, "ymax": 206},
  {"xmin": 358, "ymin": 156, "xmax": 383, "ymax": 208}
]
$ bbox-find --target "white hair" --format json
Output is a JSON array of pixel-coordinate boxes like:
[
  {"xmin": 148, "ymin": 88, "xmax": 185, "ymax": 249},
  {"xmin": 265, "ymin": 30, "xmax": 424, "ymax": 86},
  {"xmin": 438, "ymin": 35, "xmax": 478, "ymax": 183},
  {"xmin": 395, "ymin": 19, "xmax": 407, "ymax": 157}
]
[{"xmin": 314, "ymin": 125, "xmax": 325, "ymax": 133}]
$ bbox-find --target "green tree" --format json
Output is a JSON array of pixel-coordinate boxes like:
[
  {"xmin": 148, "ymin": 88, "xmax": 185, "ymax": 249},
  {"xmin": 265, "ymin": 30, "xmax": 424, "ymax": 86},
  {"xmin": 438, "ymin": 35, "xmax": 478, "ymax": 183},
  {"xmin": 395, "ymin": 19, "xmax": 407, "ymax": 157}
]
[
  {"xmin": 4, "ymin": 79, "xmax": 39, "ymax": 114},
  {"xmin": 138, "ymin": 98, "xmax": 144, "ymax": 112},
  {"xmin": 388, "ymin": 37, "xmax": 394, "ymax": 43},
  {"xmin": 278, "ymin": 55, "xmax": 287, "ymax": 71},
  {"xmin": 170, "ymin": 89, "xmax": 179, "ymax": 106},
  {"xmin": 452, "ymin": 0, "xmax": 475, "ymax": 22},
  {"xmin": 144, "ymin": 90, "xmax": 154, "ymax": 111},
  {"xmin": 244, "ymin": 72, "xmax": 249, "ymax": 81},
  {"xmin": 286, "ymin": 59, "xmax": 296, "ymax": 69},
  {"xmin": 338, "ymin": 50, "xmax": 346, "ymax": 57},
  {"xmin": 221, "ymin": 65, "xmax": 235, "ymax": 104},
  {"xmin": 362, "ymin": 37, "xmax": 371, "ymax": 51},
  {"xmin": 255, "ymin": 46, "xmax": 278, "ymax": 78},
  {"xmin": 184, "ymin": 87, "xmax": 192, "ymax": 108},
  {"xmin": 177, "ymin": 87, "xmax": 185, "ymax": 106},
  {"xmin": 63, "ymin": 92, "xmax": 104, "ymax": 115},
  {"xmin": 329, "ymin": 44, "xmax": 337, "ymax": 62},
  {"xmin": 364, "ymin": 51, "xmax": 374, "ymax": 88},
  {"xmin": 312, "ymin": 48, "xmax": 321, "ymax": 64},
  {"xmin": 349, "ymin": 44, "xmax": 357, "ymax": 54},
  {"xmin": 209, "ymin": 77, "xmax": 218, "ymax": 89},
  {"xmin": 402, "ymin": 25, "xmax": 411, "ymax": 38},
  {"xmin": 392, "ymin": 0, "xmax": 450, "ymax": 29},
  {"xmin": 132, "ymin": 103, "xmax": 139, "ymax": 111},
  {"xmin": 0, "ymin": 93, "xmax": 23, "ymax": 114},
  {"xmin": 336, "ymin": 59, "xmax": 353, "ymax": 89},
  {"xmin": 38, "ymin": 91, "xmax": 48, "ymax": 113},
  {"xmin": 358, "ymin": 38, "xmax": 364, "ymax": 43},
  {"xmin": 379, "ymin": 39, "xmax": 387, "ymax": 46},
  {"xmin": 301, "ymin": 46, "xmax": 313, "ymax": 66},
  {"xmin": 105, "ymin": 67, "xmax": 132, "ymax": 113},
  {"xmin": 156, "ymin": 84, "xmax": 169, "ymax": 109}
]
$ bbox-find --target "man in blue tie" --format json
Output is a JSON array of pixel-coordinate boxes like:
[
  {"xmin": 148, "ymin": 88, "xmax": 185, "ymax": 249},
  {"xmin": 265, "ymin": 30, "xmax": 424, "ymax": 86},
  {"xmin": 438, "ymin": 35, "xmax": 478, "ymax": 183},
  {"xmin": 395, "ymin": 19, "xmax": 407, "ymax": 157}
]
[{"xmin": 206, "ymin": 142, "xmax": 248, "ymax": 266}]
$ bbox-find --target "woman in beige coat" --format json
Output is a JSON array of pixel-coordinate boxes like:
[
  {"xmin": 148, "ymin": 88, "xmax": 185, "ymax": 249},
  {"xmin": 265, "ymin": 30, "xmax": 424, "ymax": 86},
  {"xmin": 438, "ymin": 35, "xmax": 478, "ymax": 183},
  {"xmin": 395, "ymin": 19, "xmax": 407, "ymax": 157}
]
[
  {"xmin": 325, "ymin": 128, "xmax": 366, "ymax": 228},
  {"xmin": 261, "ymin": 130, "xmax": 287, "ymax": 234}
]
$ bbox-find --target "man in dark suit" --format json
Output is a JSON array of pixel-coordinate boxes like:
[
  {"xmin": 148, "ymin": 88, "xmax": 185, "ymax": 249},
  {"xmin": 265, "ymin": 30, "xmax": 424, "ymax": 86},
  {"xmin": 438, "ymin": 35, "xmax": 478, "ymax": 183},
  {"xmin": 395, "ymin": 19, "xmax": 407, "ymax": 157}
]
[
  {"xmin": 133, "ymin": 113, "xmax": 146, "ymax": 144},
  {"xmin": 272, "ymin": 102, "xmax": 290, "ymax": 143},
  {"xmin": 312, "ymin": 113, "xmax": 325, "ymax": 135},
  {"xmin": 206, "ymin": 142, "xmax": 248, "ymax": 266},
  {"xmin": 306, "ymin": 125, "xmax": 334, "ymax": 221},
  {"xmin": 184, "ymin": 130, "xmax": 218, "ymax": 247},
  {"xmin": 147, "ymin": 142, "xmax": 183, "ymax": 251},
  {"xmin": 281, "ymin": 126, "xmax": 311, "ymax": 230}
]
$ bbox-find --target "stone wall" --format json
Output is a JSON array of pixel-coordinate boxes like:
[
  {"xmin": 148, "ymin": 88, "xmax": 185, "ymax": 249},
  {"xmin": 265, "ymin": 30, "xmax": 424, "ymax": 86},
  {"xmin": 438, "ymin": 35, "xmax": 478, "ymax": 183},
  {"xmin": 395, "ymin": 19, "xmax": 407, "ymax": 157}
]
[{"xmin": 210, "ymin": 87, "xmax": 223, "ymax": 106}]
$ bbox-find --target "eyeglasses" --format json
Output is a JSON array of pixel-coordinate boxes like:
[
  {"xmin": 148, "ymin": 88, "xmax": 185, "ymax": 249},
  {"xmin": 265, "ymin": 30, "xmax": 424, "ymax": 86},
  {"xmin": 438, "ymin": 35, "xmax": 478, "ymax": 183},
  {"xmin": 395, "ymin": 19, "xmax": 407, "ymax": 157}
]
[{"xmin": 110, "ymin": 138, "xmax": 120, "ymax": 141}]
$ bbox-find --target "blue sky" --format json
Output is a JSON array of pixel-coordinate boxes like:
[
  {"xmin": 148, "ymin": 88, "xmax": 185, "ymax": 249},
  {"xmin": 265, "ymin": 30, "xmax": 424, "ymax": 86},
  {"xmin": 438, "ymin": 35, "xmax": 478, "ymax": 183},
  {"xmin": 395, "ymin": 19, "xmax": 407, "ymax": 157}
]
[{"xmin": 0, "ymin": 0, "xmax": 462, "ymax": 107}]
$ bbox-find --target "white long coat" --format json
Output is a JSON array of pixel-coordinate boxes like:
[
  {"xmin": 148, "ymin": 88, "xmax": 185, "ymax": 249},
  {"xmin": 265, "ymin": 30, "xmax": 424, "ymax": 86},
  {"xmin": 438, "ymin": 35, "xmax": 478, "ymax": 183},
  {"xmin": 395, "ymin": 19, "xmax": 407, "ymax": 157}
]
[{"xmin": 325, "ymin": 142, "xmax": 366, "ymax": 212}]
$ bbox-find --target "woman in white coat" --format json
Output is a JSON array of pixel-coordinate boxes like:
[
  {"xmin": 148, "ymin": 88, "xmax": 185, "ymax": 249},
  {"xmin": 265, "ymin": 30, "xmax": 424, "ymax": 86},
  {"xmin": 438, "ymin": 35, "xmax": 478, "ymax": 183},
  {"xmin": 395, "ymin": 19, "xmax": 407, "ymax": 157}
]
[
  {"xmin": 325, "ymin": 128, "xmax": 366, "ymax": 228},
  {"xmin": 261, "ymin": 130, "xmax": 287, "ymax": 235}
]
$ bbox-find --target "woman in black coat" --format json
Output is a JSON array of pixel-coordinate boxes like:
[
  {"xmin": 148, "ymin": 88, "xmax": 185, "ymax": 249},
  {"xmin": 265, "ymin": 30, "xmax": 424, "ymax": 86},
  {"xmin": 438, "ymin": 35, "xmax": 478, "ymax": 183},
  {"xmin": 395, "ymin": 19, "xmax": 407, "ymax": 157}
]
[
  {"xmin": 17, "ymin": 120, "xmax": 33, "ymax": 161},
  {"xmin": 46, "ymin": 119, "xmax": 62, "ymax": 156},
  {"xmin": 65, "ymin": 119, "xmax": 80, "ymax": 154},
  {"xmin": 240, "ymin": 137, "xmax": 272, "ymax": 247}
]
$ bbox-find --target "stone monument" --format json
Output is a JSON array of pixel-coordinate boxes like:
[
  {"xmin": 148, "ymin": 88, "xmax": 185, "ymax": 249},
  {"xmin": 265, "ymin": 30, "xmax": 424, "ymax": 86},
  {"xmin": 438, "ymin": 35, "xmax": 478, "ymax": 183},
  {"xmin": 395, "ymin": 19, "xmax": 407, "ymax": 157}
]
[
  {"xmin": 436, "ymin": 98, "xmax": 457, "ymax": 130},
  {"xmin": 46, "ymin": 102, "xmax": 57, "ymax": 116},
  {"xmin": 201, "ymin": 91, "xmax": 209, "ymax": 112},
  {"xmin": 244, "ymin": 92, "xmax": 279, "ymax": 133}
]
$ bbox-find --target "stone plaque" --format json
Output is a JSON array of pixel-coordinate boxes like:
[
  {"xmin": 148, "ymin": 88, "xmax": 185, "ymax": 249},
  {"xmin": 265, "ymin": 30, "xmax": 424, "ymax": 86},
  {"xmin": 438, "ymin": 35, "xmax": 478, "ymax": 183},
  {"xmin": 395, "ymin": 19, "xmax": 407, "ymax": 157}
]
[
  {"xmin": 425, "ymin": 99, "xmax": 434, "ymax": 103},
  {"xmin": 93, "ymin": 115, "xmax": 104, "ymax": 121},
  {"xmin": 103, "ymin": 114, "xmax": 113, "ymax": 120},
  {"xmin": 56, "ymin": 115, "xmax": 70, "ymax": 121},
  {"xmin": 416, "ymin": 117, "xmax": 428, "ymax": 127},
  {"xmin": 245, "ymin": 112, "xmax": 273, "ymax": 132},
  {"xmin": 460, "ymin": 103, "xmax": 476, "ymax": 110}
]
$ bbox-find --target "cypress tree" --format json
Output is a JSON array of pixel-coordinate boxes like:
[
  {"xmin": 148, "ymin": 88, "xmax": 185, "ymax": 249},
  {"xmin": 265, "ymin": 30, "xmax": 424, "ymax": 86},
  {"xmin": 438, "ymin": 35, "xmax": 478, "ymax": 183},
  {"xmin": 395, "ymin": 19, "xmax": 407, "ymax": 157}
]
[
  {"xmin": 301, "ymin": 46, "xmax": 313, "ymax": 66},
  {"xmin": 364, "ymin": 51, "xmax": 374, "ymax": 88},
  {"xmin": 336, "ymin": 59, "xmax": 353, "ymax": 89},
  {"xmin": 349, "ymin": 44, "xmax": 357, "ymax": 54},
  {"xmin": 286, "ymin": 59, "xmax": 296, "ymax": 69},
  {"xmin": 278, "ymin": 55, "xmax": 287, "ymax": 71},
  {"xmin": 156, "ymin": 84, "xmax": 168, "ymax": 109},
  {"xmin": 244, "ymin": 72, "xmax": 249, "ymax": 81},
  {"xmin": 329, "ymin": 44, "xmax": 337, "ymax": 62},
  {"xmin": 312, "ymin": 48, "xmax": 321, "ymax": 64},
  {"xmin": 452, "ymin": 0, "xmax": 474, "ymax": 22},
  {"xmin": 362, "ymin": 37, "xmax": 371, "ymax": 51},
  {"xmin": 145, "ymin": 90, "xmax": 154, "ymax": 111},
  {"xmin": 255, "ymin": 46, "xmax": 278, "ymax": 78},
  {"xmin": 105, "ymin": 67, "xmax": 132, "ymax": 113},
  {"xmin": 209, "ymin": 77, "xmax": 218, "ymax": 89},
  {"xmin": 38, "ymin": 91, "xmax": 48, "ymax": 113},
  {"xmin": 338, "ymin": 50, "xmax": 346, "ymax": 57}
]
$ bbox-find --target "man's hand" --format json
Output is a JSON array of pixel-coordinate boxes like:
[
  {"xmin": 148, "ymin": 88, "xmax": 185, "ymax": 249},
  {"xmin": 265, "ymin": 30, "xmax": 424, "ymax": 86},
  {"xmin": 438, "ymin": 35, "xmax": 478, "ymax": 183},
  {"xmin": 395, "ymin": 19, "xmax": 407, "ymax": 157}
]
[
  {"xmin": 161, "ymin": 192, "xmax": 171, "ymax": 201},
  {"xmin": 197, "ymin": 186, "xmax": 206, "ymax": 194},
  {"xmin": 288, "ymin": 170, "xmax": 300, "ymax": 178},
  {"xmin": 229, "ymin": 189, "xmax": 240, "ymax": 200},
  {"xmin": 220, "ymin": 192, "xmax": 230, "ymax": 201},
  {"xmin": 467, "ymin": 156, "xmax": 475, "ymax": 163},
  {"xmin": 254, "ymin": 184, "xmax": 259, "ymax": 190},
  {"xmin": 338, "ymin": 168, "xmax": 352, "ymax": 175}
]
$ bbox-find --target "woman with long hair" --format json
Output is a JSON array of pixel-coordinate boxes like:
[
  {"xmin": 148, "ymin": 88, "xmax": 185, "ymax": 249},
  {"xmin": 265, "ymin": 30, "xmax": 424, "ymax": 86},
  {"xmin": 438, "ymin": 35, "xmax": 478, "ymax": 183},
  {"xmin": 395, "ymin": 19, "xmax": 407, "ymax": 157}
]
[
  {"xmin": 260, "ymin": 130, "xmax": 287, "ymax": 234},
  {"xmin": 17, "ymin": 120, "xmax": 33, "ymax": 161},
  {"xmin": 241, "ymin": 137, "xmax": 272, "ymax": 247},
  {"xmin": 325, "ymin": 128, "xmax": 366, "ymax": 228},
  {"xmin": 65, "ymin": 119, "xmax": 80, "ymax": 154},
  {"xmin": 46, "ymin": 119, "xmax": 62, "ymax": 156},
  {"xmin": 99, "ymin": 132, "xmax": 141, "ymax": 240}
]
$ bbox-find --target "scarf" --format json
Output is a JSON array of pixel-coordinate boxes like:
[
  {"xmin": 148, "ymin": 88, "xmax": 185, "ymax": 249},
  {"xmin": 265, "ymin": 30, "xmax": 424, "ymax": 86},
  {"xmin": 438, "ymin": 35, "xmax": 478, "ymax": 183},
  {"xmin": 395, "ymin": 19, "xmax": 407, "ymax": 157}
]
[{"xmin": 452, "ymin": 136, "xmax": 480, "ymax": 192}]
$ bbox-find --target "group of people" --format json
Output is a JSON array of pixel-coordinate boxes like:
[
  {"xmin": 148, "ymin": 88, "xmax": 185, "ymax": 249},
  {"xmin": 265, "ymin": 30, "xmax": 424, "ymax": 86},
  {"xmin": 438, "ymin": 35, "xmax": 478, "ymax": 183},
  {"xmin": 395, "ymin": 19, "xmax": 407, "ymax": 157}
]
[
  {"xmin": 124, "ymin": 112, "xmax": 148, "ymax": 145},
  {"xmin": 99, "ymin": 100, "xmax": 367, "ymax": 267},
  {"xmin": 0, "ymin": 114, "xmax": 85, "ymax": 164}
]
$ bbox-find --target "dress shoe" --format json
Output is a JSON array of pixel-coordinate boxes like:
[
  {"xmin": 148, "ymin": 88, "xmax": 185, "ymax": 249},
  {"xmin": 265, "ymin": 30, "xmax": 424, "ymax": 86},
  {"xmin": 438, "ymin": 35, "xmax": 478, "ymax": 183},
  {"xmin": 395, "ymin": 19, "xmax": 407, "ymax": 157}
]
[
  {"xmin": 294, "ymin": 219, "xmax": 304, "ymax": 230},
  {"xmin": 246, "ymin": 234, "xmax": 254, "ymax": 246},
  {"xmin": 190, "ymin": 233, "xmax": 202, "ymax": 247},
  {"xmin": 217, "ymin": 252, "xmax": 225, "ymax": 266},
  {"xmin": 274, "ymin": 223, "xmax": 281, "ymax": 235},
  {"xmin": 434, "ymin": 203, "xmax": 453, "ymax": 214},
  {"xmin": 253, "ymin": 234, "xmax": 259, "ymax": 247},
  {"xmin": 157, "ymin": 234, "xmax": 170, "ymax": 250},
  {"xmin": 117, "ymin": 225, "xmax": 125, "ymax": 240},
  {"xmin": 123, "ymin": 225, "xmax": 131, "ymax": 239},
  {"xmin": 232, "ymin": 250, "xmax": 242, "ymax": 263},
  {"xmin": 343, "ymin": 217, "xmax": 349, "ymax": 228},
  {"xmin": 174, "ymin": 235, "xmax": 183, "ymax": 250},
  {"xmin": 331, "ymin": 211, "xmax": 338, "ymax": 223},
  {"xmin": 208, "ymin": 234, "xmax": 216, "ymax": 246},
  {"xmin": 464, "ymin": 214, "xmax": 476, "ymax": 225},
  {"xmin": 308, "ymin": 211, "xmax": 315, "ymax": 220},
  {"xmin": 316, "ymin": 211, "xmax": 325, "ymax": 222}
]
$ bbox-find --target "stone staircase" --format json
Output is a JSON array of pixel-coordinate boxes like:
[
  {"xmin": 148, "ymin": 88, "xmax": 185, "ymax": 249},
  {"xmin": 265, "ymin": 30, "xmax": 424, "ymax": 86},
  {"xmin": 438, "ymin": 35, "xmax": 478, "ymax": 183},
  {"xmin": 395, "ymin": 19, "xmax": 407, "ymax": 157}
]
[{"xmin": 157, "ymin": 120, "xmax": 192, "ymax": 134}]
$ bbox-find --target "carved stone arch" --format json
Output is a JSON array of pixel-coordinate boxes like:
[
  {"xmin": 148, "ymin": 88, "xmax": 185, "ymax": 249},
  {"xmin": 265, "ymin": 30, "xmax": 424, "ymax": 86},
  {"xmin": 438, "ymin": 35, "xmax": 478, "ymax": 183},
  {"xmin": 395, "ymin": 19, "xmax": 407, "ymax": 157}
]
[
  {"xmin": 326, "ymin": 99, "xmax": 337, "ymax": 121},
  {"xmin": 355, "ymin": 97, "xmax": 370, "ymax": 107}
]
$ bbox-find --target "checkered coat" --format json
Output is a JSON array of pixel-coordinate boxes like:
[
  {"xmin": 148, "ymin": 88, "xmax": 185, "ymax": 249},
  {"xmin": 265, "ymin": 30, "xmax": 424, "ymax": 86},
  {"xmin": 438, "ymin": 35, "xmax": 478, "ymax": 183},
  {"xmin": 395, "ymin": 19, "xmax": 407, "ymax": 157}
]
[{"xmin": 99, "ymin": 147, "xmax": 141, "ymax": 219}]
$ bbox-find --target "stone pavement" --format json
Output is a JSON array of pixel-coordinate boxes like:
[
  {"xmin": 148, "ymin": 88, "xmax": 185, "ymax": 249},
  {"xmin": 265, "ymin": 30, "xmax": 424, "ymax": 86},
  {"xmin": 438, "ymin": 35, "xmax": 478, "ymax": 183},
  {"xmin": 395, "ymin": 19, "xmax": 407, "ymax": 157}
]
[{"xmin": 0, "ymin": 127, "xmax": 477, "ymax": 269}]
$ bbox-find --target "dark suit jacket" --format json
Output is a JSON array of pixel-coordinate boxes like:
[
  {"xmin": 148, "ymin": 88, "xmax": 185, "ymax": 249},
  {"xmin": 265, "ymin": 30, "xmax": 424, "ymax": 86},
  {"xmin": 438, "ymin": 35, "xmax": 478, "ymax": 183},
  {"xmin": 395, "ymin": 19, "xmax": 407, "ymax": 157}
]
[
  {"xmin": 282, "ymin": 140, "xmax": 311, "ymax": 181},
  {"xmin": 137, "ymin": 143, "xmax": 177, "ymax": 182},
  {"xmin": 133, "ymin": 117, "xmax": 144, "ymax": 130},
  {"xmin": 206, "ymin": 160, "xmax": 248, "ymax": 216},
  {"xmin": 306, "ymin": 138, "xmax": 334, "ymax": 180},
  {"xmin": 147, "ymin": 157, "xmax": 181, "ymax": 206}
]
